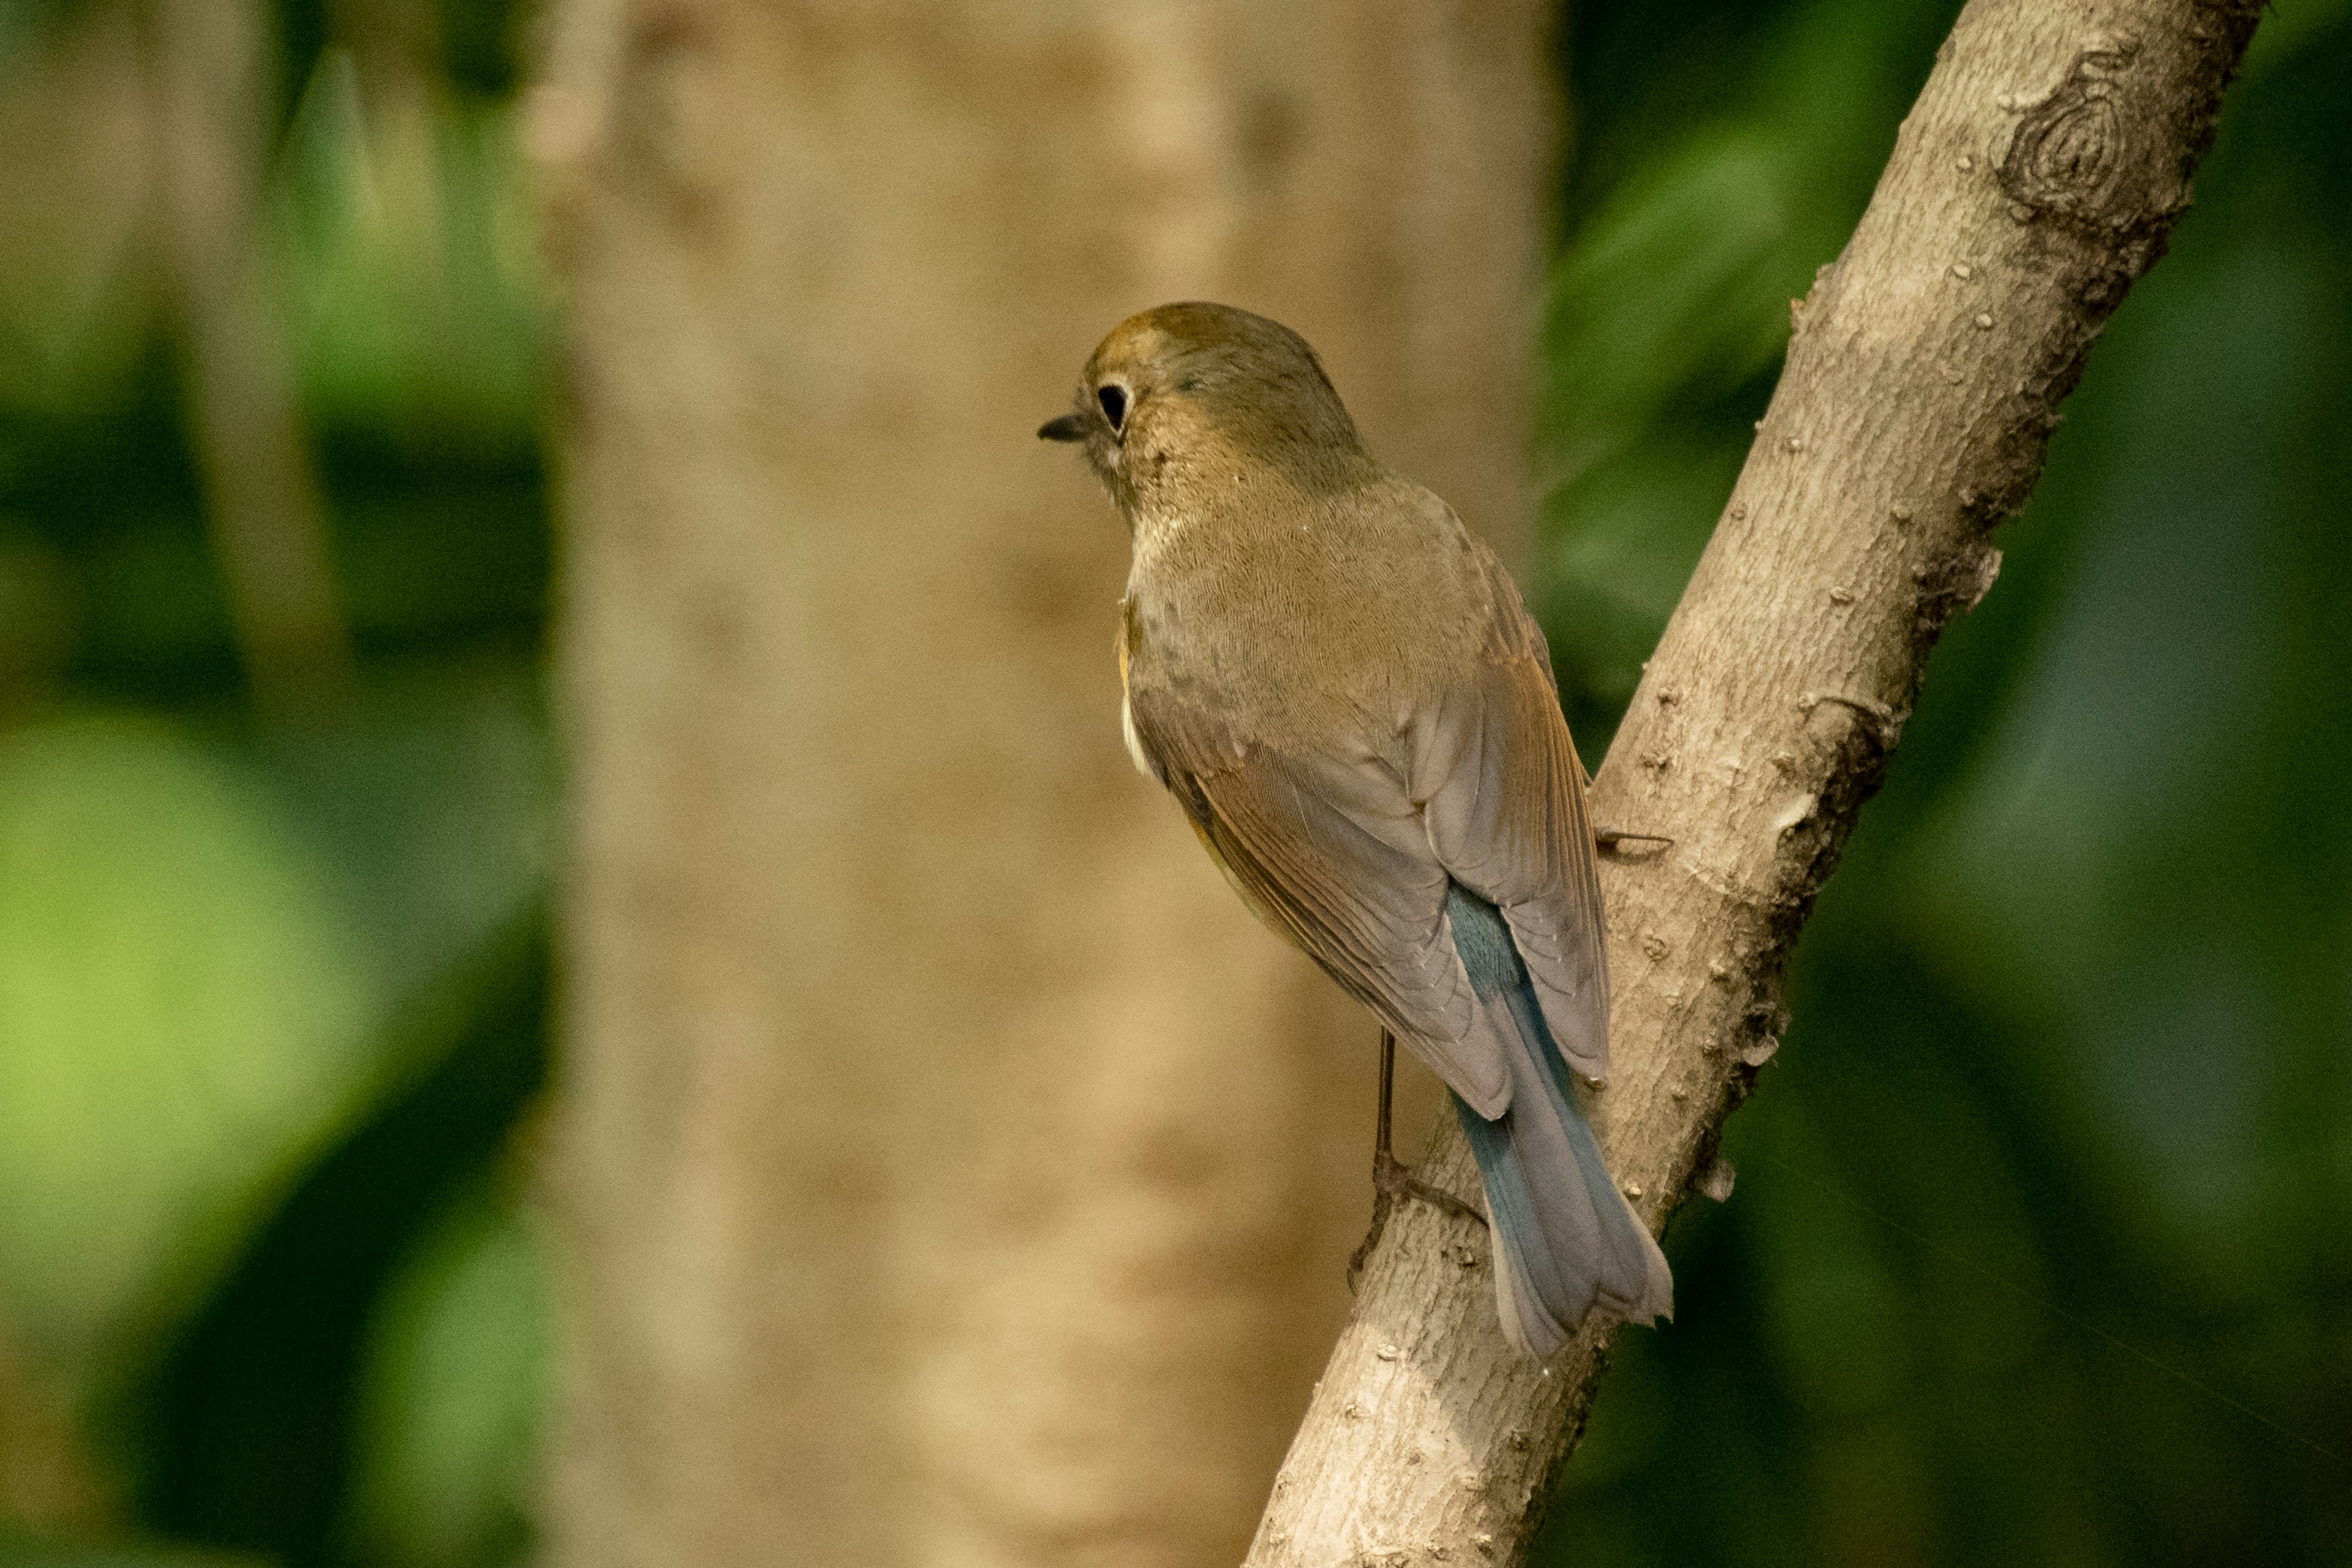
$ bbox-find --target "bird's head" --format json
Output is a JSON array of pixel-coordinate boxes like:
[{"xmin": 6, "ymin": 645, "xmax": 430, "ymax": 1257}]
[{"xmin": 1039, "ymin": 302, "xmax": 1372, "ymax": 517}]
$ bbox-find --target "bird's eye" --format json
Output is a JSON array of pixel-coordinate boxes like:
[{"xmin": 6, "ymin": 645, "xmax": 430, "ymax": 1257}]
[{"xmin": 1097, "ymin": 383, "xmax": 1128, "ymax": 432}]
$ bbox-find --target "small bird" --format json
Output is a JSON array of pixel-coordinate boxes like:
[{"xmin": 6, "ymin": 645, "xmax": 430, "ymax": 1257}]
[{"xmin": 1041, "ymin": 302, "xmax": 1671, "ymax": 1355}]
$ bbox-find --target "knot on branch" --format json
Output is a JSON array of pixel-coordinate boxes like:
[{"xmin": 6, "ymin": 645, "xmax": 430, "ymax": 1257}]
[
  {"xmin": 2000, "ymin": 39, "xmax": 2139, "ymax": 222},
  {"xmin": 1798, "ymin": 690, "xmax": 1907, "ymax": 752}
]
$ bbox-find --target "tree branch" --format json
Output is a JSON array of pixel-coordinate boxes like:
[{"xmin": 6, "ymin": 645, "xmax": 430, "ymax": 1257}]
[
  {"xmin": 1245, "ymin": 2, "xmax": 2262, "ymax": 1561},
  {"xmin": 143, "ymin": 0, "xmax": 352, "ymax": 714}
]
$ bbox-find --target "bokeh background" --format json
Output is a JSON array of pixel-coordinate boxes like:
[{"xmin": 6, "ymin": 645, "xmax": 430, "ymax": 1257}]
[{"xmin": 0, "ymin": 1, "xmax": 2343, "ymax": 1566}]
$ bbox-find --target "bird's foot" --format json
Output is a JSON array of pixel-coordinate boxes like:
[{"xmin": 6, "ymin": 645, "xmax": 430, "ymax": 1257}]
[
  {"xmin": 1594, "ymin": 825, "xmax": 1673, "ymax": 853},
  {"xmin": 1346, "ymin": 1151, "xmax": 1487, "ymax": 1291}
]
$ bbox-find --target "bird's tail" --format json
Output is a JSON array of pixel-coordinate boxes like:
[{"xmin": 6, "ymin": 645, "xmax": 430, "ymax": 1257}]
[{"xmin": 1446, "ymin": 887, "xmax": 1672, "ymax": 1357}]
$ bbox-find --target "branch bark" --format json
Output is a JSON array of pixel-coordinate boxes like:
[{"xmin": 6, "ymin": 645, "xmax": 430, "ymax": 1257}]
[{"xmin": 1246, "ymin": 2, "xmax": 2263, "ymax": 1561}]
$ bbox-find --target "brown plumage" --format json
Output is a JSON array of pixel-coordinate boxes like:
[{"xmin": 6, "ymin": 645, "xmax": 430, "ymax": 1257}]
[{"xmin": 1043, "ymin": 302, "xmax": 1671, "ymax": 1354}]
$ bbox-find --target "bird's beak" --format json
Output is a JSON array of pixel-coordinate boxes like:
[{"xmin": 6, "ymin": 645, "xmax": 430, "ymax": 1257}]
[{"xmin": 1038, "ymin": 413, "xmax": 1088, "ymax": 442}]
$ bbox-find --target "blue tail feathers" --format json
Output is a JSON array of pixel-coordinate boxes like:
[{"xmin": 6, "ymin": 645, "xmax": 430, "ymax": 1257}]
[{"xmin": 1446, "ymin": 886, "xmax": 1673, "ymax": 1355}]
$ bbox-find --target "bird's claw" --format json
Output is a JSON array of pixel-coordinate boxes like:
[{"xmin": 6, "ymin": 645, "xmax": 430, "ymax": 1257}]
[{"xmin": 1347, "ymin": 1152, "xmax": 1488, "ymax": 1292}]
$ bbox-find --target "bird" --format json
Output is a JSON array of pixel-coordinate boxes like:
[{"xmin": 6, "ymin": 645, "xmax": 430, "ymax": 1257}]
[{"xmin": 1039, "ymin": 301, "xmax": 1672, "ymax": 1357}]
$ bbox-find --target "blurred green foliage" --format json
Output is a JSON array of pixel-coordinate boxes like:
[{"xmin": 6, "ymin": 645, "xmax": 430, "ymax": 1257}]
[
  {"xmin": 0, "ymin": 1, "xmax": 550, "ymax": 1564},
  {"xmin": 0, "ymin": 716, "xmax": 376, "ymax": 1374},
  {"xmin": 1536, "ymin": 2, "xmax": 2352, "ymax": 1564},
  {"xmin": 339, "ymin": 1178, "xmax": 545, "ymax": 1568},
  {"xmin": 0, "ymin": 1, "xmax": 2343, "ymax": 1566}
]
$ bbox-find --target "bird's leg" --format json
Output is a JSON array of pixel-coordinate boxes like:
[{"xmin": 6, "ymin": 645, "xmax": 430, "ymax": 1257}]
[
  {"xmin": 1594, "ymin": 826, "xmax": 1673, "ymax": 852},
  {"xmin": 1348, "ymin": 1028, "xmax": 1487, "ymax": 1291}
]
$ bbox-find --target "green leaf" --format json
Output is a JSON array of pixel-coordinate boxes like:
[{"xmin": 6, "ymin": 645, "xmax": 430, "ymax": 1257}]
[
  {"xmin": 0, "ymin": 715, "xmax": 379, "ymax": 1379},
  {"xmin": 341, "ymin": 1186, "xmax": 546, "ymax": 1568}
]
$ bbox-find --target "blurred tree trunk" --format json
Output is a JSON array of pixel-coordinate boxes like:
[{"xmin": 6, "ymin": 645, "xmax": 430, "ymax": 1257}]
[{"xmin": 534, "ymin": 3, "xmax": 1549, "ymax": 1565}]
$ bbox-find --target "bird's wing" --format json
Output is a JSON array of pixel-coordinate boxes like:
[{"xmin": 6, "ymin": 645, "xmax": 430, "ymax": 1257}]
[
  {"xmin": 1121, "ymin": 656, "xmax": 1504, "ymax": 1115},
  {"xmin": 1410, "ymin": 560, "xmax": 1611, "ymax": 1080},
  {"xmin": 1121, "ymin": 556, "xmax": 1611, "ymax": 1112}
]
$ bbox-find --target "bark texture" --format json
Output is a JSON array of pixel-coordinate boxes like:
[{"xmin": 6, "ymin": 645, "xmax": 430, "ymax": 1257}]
[
  {"xmin": 535, "ymin": 4, "xmax": 1548, "ymax": 1566},
  {"xmin": 1246, "ymin": 2, "xmax": 2263, "ymax": 1562}
]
